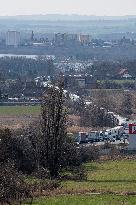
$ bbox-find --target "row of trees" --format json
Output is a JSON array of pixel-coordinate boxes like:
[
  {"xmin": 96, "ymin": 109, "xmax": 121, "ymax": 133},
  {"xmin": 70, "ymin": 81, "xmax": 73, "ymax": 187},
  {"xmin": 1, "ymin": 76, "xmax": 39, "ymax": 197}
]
[
  {"xmin": 86, "ymin": 60, "xmax": 136, "ymax": 80},
  {"xmin": 80, "ymin": 102, "xmax": 118, "ymax": 128},
  {"xmin": 77, "ymin": 90, "xmax": 133, "ymax": 128},
  {"xmin": 0, "ymin": 56, "xmax": 55, "ymax": 80},
  {"xmin": 97, "ymin": 80, "xmax": 136, "ymax": 90}
]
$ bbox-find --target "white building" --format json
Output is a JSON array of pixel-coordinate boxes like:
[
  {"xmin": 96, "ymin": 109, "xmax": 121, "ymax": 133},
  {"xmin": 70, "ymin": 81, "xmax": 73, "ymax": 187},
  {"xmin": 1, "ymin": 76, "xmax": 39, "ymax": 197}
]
[{"xmin": 6, "ymin": 31, "xmax": 20, "ymax": 47}]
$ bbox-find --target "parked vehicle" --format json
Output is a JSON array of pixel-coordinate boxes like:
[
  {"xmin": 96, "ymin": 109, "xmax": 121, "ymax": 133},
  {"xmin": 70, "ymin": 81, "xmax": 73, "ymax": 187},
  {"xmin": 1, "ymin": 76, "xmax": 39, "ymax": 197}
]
[
  {"xmin": 78, "ymin": 132, "xmax": 88, "ymax": 144},
  {"xmin": 105, "ymin": 126, "xmax": 124, "ymax": 140},
  {"xmin": 88, "ymin": 131, "xmax": 105, "ymax": 143},
  {"xmin": 75, "ymin": 125, "xmax": 125, "ymax": 145}
]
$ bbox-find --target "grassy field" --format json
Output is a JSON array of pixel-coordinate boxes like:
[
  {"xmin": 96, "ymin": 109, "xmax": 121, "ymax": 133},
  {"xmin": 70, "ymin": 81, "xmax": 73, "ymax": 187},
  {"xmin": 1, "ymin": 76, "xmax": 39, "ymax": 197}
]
[
  {"xmin": 23, "ymin": 159, "xmax": 136, "ymax": 205},
  {"xmin": 24, "ymin": 195, "xmax": 136, "ymax": 205},
  {"xmin": 0, "ymin": 105, "xmax": 41, "ymax": 129},
  {"xmin": 62, "ymin": 160, "xmax": 136, "ymax": 193},
  {"xmin": 0, "ymin": 105, "xmax": 40, "ymax": 116}
]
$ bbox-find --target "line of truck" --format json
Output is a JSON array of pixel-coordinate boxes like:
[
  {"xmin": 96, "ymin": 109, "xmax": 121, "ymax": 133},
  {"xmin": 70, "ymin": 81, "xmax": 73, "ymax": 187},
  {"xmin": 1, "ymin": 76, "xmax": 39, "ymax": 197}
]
[{"xmin": 76, "ymin": 126, "xmax": 127, "ymax": 144}]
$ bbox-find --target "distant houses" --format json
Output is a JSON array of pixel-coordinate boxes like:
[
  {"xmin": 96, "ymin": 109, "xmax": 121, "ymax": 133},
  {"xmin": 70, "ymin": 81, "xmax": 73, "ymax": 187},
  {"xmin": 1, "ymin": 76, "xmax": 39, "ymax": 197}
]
[
  {"xmin": 116, "ymin": 68, "xmax": 133, "ymax": 79},
  {"xmin": 64, "ymin": 74, "xmax": 97, "ymax": 90}
]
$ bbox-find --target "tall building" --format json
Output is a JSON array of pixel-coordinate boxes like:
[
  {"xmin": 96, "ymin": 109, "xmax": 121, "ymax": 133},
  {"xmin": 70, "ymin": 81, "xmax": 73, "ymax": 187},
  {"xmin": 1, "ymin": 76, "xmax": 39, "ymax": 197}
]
[
  {"xmin": 67, "ymin": 34, "xmax": 78, "ymax": 41},
  {"xmin": 54, "ymin": 33, "xmax": 68, "ymax": 45},
  {"xmin": 31, "ymin": 30, "xmax": 34, "ymax": 41},
  {"xmin": 78, "ymin": 34, "xmax": 91, "ymax": 44},
  {"xmin": 6, "ymin": 31, "xmax": 21, "ymax": 47}
]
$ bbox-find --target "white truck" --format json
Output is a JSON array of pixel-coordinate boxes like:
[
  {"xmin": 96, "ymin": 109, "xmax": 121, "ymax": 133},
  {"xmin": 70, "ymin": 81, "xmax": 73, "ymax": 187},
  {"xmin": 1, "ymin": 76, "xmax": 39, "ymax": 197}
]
[{"xmin": 105, "ymin": 126, "xmax": 124, "ymax": 141}]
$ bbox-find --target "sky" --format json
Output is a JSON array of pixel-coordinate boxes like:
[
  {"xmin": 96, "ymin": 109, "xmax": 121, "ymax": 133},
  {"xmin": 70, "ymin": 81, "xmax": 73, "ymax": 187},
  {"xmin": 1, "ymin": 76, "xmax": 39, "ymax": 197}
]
[{"xmin": 0, "ymin": 0, "xmax": 136, "ymax": 16}]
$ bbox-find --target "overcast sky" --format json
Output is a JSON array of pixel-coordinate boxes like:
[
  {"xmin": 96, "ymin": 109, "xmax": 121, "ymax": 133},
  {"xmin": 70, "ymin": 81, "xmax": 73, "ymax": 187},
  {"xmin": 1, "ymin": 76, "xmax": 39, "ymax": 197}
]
[{"xmin": 0, "ymin": 0, "xmax": 136, "ymax": 16}]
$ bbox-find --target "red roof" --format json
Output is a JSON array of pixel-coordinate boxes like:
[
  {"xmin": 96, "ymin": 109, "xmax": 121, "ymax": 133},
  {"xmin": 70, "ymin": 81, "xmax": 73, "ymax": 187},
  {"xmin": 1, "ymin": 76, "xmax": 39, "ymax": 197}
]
[{"xmin": 118, "ymin": 69, "xmax": 128, "ymax": 75}]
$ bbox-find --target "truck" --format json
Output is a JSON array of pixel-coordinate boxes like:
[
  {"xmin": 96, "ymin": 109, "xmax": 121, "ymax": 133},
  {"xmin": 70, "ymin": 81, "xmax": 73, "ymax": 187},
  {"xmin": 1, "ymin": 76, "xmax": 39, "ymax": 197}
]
[
  {"xmin": 105, "ymin": 126, "xmax": 124, "ymax": 141},
  {"xmin": 88, "ymin": 131, "xmax": 104, "ymax": 143},
  {"xmin": 77, "ymin": 132, "xmax": 88, "ymax": 144}
]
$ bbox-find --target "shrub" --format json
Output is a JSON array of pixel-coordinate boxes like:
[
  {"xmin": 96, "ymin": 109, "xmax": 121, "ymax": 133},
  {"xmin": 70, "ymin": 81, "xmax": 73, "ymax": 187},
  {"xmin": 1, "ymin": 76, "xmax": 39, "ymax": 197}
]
[
  {"xmin": 78, "ymin": 146, "xmax": 100, "ymax": 163},
  {"xmin": 0, "ymin": 162, "xmax": 32, "ymax": 205}
]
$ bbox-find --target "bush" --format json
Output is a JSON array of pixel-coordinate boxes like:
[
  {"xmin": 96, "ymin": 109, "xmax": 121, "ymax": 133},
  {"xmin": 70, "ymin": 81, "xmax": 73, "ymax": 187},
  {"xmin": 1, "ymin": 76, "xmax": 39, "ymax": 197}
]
[
  {"xmin": 31, "ymin": 167, "xmax": 50, "ymax": 179},
  {"xmin": 78, "ymin": 146, "xmax": 100, "ymax": 163},
  {"xmin": 0, "ymin": 162, "xmax": 32, "ymax": 205},
  {"xmin": 0, "ymin": 128, "xmax": 36, "ymax": 174}
]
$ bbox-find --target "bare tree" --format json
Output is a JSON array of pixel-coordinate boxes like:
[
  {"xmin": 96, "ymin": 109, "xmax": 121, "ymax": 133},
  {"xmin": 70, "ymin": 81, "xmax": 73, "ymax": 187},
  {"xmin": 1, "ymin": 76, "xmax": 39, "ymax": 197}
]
[
  {"xmin": 41, "ymin": 82, "xmax": 67, "ymax": 178},
  {"xmin": 120, "ymin": 91, "xmax": 133, "ymax": 117}
]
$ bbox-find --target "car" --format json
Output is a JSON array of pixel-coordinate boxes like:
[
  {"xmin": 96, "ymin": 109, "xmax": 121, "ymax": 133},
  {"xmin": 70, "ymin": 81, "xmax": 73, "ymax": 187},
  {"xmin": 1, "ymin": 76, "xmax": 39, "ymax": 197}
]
[{"xmin": 116, "ymin": 136, "xmax": 121, "ymax": 140}]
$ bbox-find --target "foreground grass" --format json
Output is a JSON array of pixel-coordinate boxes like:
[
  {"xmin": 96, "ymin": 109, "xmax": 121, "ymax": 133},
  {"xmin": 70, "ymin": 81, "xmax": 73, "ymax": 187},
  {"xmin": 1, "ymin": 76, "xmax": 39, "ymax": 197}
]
[
  {"xmin": 22, "ymin": 159, "xmax": 136, "ymax": 204},
  {"xmin": 62, "ymin": 160, "xmax": 136, "ymax": 193},
  {"xmin": 23, "ymin": 195, "xmax": 136, "ymax": 205},
  {"xmin": 0, "ymin": 105, "xmax": 40, "ymax": 116}
]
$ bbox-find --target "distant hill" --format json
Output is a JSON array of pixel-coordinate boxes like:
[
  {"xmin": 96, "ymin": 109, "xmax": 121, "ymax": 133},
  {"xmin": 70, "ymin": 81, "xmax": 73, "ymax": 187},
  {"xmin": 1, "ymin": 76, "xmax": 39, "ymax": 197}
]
[
  {"xmin": 1, "ymin": 14, "xmax": 136, "ymax": 21},
  {"xmin": 0, "ymin": 14, "xmax": 136, "ymax": 37}
]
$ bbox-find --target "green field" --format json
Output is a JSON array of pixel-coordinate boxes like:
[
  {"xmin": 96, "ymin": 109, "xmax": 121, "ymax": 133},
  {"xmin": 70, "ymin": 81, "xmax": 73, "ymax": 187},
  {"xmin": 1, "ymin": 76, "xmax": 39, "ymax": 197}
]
[
  {"xmin": 0, "ymin": 105, "xmax": 40, "ymax": 116},
  {"xmin": 24, "ymin": 195, "xmax": 136, "ymax": 205},
  {"xmin": 61, "ymin": 160, "xmax": 136, "ymax": 193},
  {"xmin": 23, "ymin": 159, "xmax": 136, "ymax": 204}
]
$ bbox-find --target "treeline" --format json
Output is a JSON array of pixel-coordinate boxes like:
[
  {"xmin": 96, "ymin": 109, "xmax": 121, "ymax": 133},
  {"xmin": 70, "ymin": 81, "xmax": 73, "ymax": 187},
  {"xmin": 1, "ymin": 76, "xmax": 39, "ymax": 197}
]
[
  {"xmin": 90, "ymin": 90, "xmax": 133, "ymax": 118},
  {"xmin": 97, "ymin": 80, "xmax": 135, "ymax": 90},
  {"xmin": 87, "ymin": 60, "xmax": 136, "ymax": 80},
  {"xmin": 0, "ymin": 56, "xmax": 55, "ymax": 80},
  {"xmin": 67, "ymin": 89, "xmax": 134, "ymax": 128}
]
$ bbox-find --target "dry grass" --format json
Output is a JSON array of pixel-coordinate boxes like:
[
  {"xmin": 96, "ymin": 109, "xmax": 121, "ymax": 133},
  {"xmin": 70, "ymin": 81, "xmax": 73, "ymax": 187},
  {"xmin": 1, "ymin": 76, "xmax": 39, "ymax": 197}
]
[{"xmin": 0, "ymin": 106, "xmax": 40, "ymax": 129}]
